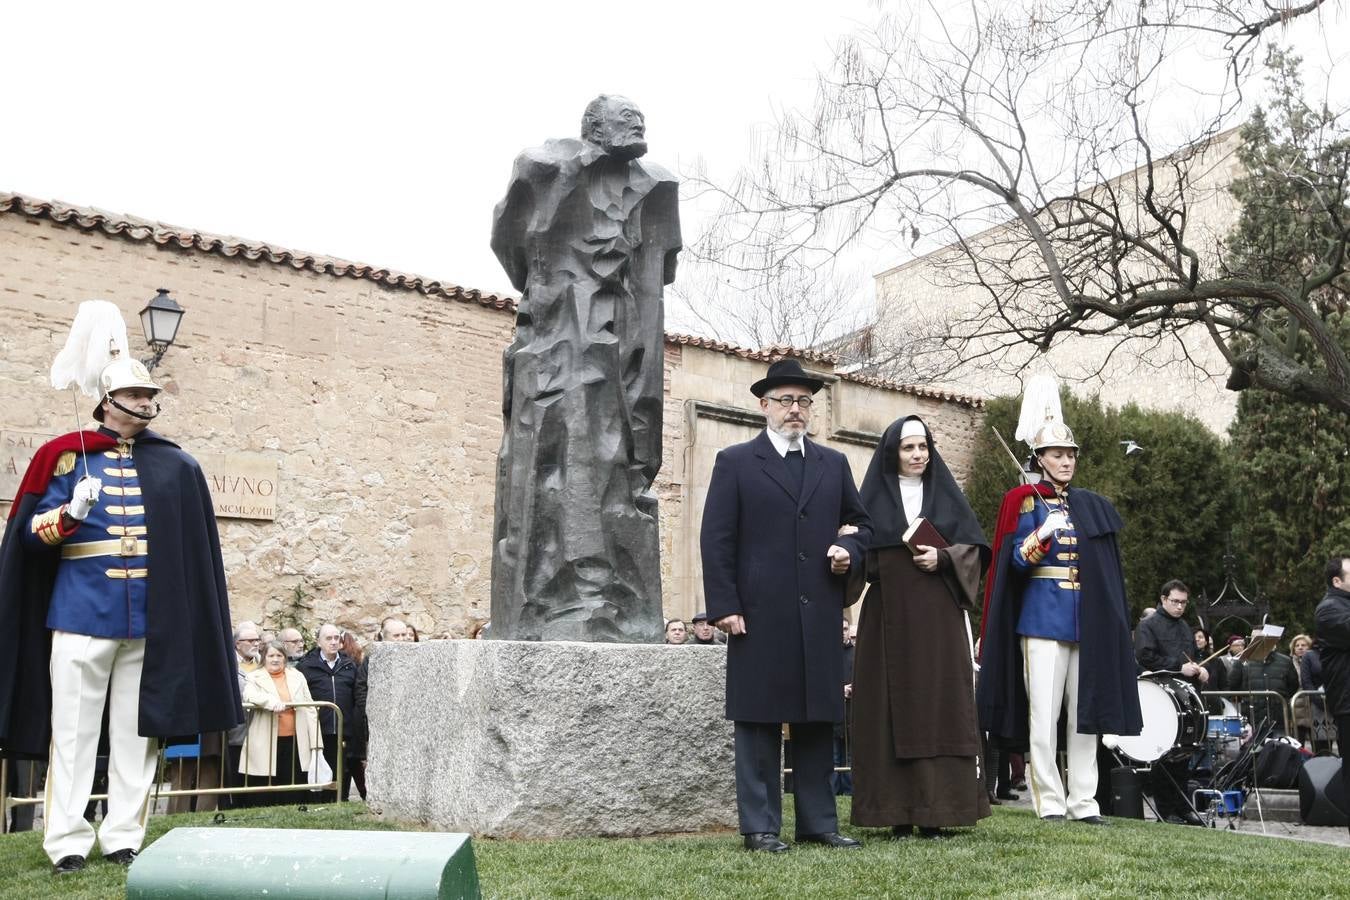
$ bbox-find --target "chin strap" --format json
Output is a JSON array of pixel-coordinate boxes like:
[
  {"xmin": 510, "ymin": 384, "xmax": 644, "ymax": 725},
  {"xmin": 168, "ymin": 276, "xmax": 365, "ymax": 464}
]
[{"xmin": 108, "ymin": 396, "xmax": 160, "ymax": 420}]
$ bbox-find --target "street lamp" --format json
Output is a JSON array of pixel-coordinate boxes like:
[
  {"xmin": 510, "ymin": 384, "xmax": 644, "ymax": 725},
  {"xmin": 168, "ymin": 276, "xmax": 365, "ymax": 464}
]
[{"xmin": 139, "ymin": 288, "xmax": 185, "ymax": 372}]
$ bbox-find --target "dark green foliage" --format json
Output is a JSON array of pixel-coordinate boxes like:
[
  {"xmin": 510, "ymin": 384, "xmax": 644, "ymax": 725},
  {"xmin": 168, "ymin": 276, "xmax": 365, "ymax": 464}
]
[
  {"xmin": 1226, "ymin": 50, "xmax": 1350, "ymax": 635},
  {"xmin": 964, "ymin": 391, "xmax": 1235, "ymax": 628}
]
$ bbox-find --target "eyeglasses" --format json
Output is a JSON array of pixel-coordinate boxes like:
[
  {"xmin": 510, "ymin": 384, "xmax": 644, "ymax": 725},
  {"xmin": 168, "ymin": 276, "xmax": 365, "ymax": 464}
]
[
  {"xmin": 1162, "ymin": 596, "xmax": 1188, "ymax": 606},
  {"xmin": 766, "ymin": 395, "xmax": 813, "ymax": 409}
]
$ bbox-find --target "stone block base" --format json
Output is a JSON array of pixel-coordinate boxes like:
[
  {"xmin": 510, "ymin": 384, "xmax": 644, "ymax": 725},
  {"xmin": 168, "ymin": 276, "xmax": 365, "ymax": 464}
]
[{"xmin": 365, "ymin": 639, "xmax": 737, "ymax": 838}]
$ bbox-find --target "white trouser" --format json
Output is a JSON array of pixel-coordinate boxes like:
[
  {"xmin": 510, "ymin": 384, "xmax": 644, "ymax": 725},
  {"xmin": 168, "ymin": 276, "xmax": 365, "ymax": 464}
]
[
  {"xmin": 1021, "ymin": 636, "xmax": 1100, "ymax": 820},
  {"xmin": 44, "ymin": 631, "xmax": 158, "ymax": 863}
]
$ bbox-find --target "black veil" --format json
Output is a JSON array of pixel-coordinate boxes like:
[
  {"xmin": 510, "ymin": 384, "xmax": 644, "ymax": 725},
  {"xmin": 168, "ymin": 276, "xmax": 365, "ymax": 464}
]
[{"xmin": 858, "ymin": 415, "xmax": 989, "ymax": 559}]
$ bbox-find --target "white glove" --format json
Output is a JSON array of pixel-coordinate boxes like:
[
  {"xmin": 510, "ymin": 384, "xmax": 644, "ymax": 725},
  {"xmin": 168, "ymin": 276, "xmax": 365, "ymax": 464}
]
[
  {"xmin": 1035, "ymin": 510, "xmax": 1069, "ymax": 541},
  {"xmin": 269, "ymin": 698, "xmax": 288, "ymax": 713},
  {"xmin": 67, "ymin": 477, "xmax": 103, "ymax": 521}
]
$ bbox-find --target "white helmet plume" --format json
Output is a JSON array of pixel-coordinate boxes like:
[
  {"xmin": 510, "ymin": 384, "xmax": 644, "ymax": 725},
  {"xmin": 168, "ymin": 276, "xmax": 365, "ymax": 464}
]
[
  {"xmin": 1015, "ymin": 374, "xmax": 1064, "ymax": 446},
  {"xmin": 50, "ymin": 301, "xmax": 130, "ymax": 399}
]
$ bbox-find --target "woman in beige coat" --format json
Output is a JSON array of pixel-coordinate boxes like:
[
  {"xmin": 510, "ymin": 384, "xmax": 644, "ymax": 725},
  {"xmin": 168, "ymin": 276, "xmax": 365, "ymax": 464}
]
[{"xmin": 240, "ymin": 641, "xmax": 322, "ymax": 806}]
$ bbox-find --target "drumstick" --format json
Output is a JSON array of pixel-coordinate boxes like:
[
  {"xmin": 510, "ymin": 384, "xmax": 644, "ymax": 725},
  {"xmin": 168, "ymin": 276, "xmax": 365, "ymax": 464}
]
[{"xmin": 1196, "ymin": 646, "xmax": 1230, "ymax": 667}]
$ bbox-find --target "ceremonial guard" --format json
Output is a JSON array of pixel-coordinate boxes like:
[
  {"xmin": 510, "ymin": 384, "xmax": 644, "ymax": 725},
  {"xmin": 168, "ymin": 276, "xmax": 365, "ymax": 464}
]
[
  {"xmin": 976, "ymin": 377, "xmax": 1140, "ymax": 825},
  {"xmin": 0, "ymin": 302, "xmax": 239, "ymax": 874}
]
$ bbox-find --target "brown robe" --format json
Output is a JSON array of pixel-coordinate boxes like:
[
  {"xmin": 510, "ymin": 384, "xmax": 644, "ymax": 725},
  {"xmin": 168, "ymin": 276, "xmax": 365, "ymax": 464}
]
[{"xmin": 849, "ymin": 544, "xmax": 991, "ymax": 828}]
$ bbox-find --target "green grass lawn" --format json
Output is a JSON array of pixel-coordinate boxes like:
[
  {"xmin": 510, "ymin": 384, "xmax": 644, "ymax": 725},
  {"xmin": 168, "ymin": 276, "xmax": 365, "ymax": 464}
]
[{"xmin": 1, "ymin": 799, "xmax": 1346, "ymax": 899}]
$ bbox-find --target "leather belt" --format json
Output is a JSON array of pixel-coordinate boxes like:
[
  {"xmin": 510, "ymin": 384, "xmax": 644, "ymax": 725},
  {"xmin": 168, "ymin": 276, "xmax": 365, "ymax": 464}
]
[{"xmin": 61, "ymin": 538, "xmax": 148, "ymax": 560}]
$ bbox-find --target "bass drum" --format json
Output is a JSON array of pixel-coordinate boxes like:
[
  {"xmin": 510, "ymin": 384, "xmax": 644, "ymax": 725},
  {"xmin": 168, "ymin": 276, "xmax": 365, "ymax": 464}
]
[{"xmin": 1112, "ymin": 675, "xmax": 1208, "ymax": 763}]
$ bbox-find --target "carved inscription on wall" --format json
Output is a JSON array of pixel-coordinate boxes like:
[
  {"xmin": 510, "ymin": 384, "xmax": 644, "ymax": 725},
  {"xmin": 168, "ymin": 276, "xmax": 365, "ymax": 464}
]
[
  {"xmin": 3, "ymin": 432, "xmax": 279, "ymax": 522},
  {"xmin": 198, "ymin": 454, "xmax": 280, "ymax": 521},
  {"xmin": 1, "ymin": 430, "xmax": 56, "ymax": 500}
]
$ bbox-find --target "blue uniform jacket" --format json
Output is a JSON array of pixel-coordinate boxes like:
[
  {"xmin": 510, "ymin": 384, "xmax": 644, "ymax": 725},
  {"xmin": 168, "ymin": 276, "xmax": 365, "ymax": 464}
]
[
  {"xmin": 23, "ymin": 436, "xmax": 149, "ymax": 638},
  {"xmin": 1010, "ymin": 492, "xmax": 1080, "ymax": 642}
]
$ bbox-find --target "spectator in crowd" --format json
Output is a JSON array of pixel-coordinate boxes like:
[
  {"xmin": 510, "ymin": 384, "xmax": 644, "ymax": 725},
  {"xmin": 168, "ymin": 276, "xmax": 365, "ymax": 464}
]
[
  {"xmin": 350, "ymin": 616, "xmax": 416, "ymax": 795},
  {"xmin": 834, "ymin": 617, "xmax": 855, "ymax": 797},
  {"xmin": 240, "ymin": 641, "xmax": 322, "ymax": 807},
  {"xmin": 690, "ymin": 612, "xmax": 724, "ymax": 645},
  {"xmin": 1133, "ymin": 579, "xmax": 1206, "ymax": 826},
  {"xmin": 1193, "ymin": 628, "xmax": 1225, "ymax": 713},
  {"xmin": 1236, "ymin": 641, "xmax": 1300, "ymax": 734},
  {"xmin": 1216, "ymin": 634, "xmax": 1247, "ymax": 693},
  {"xmin": 1289, "ymin": 633, "xmax": 1323, "ymax": 748},
  {"xmin": 407, "ymin": 623, "xmax": 421, "ymax": 642},
  {"xmin": 664, "ymin": 619, "xmax": 688, "ymax": 645},
  {"xmin": 297, "ymin": 624, "xmax": 360, "ymax": 801},
  {"xmin": 235, "ymin": 621, "xmax": 262, "ymax": 673},
  {"xmin": 378, "ymin": 617, "xmax": 416, "ymax": 643},
  {"xmin": 260, "ymin": 629, "xmax": 276, "ymax": 646},
  {"xmin": 4, "ymin": 756, "xmax": 44, "ymax": 831},
  {"xmin": 279, "ymin": 627, "xmax": 306, "ymax": 663},
  {"xmin": 1313, "ymin": 554, "xmax": 1350, "ymax": 836}
]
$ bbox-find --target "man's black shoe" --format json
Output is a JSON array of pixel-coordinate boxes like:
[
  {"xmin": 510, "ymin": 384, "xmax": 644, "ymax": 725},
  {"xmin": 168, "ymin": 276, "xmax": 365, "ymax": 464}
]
[
  {"xmin": 995, "ymin": 790, "xmax": 1020, "ymax": 801},
  {"xmin": 988, "ymin": 793, "xmax": 1003, "ymax": 806},
  {"xmin": 1178, "ymin": 811, "xmax": 1205, "ymax": 827},
  {"xmin": 1040, "ymin": 814, "xmax": 1066, "ymax": 822},
  {"xmin": 52, "ymin": 855, "xmax": 86, "ymax": 875},
  {"xmin": 103, "ymin": 848, "xmax": 138, "ymax": 866},
  {"xmin": 917, "ymin": 827, "xmax": 950, "ymax": 839},
  {"xmin": 1075, "ymin": 815, "xmax": 1109, "ymax": 826},
  {"xmin": 797, "ymin": 832, "xmax": 862, "ymax": 849},
  {"xmin": 891, "ymin": 824, "xmax": 914, "ymax": 838},
  {"xmin": 743, "ymin": 833, "xmax": 789, "ymax": 853}
]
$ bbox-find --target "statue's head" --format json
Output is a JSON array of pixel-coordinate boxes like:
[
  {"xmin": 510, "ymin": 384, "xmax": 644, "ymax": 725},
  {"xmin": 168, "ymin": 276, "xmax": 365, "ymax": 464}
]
[{"xmin": 581, "ymin": 94, "xmax": 648, "ymax": 161}]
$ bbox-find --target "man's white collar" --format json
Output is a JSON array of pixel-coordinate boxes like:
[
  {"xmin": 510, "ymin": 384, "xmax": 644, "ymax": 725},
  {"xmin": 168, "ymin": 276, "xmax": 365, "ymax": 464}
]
[{"xmin": 765, "ymin": 428, "xmax": 804, "ymax": 458}]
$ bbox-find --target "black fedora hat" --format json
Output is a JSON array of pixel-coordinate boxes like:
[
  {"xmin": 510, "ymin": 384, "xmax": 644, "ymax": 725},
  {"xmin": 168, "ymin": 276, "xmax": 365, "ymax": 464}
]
[{"xmin": 751, "ymin": 358, "xmax": 826, "ymax": 398}]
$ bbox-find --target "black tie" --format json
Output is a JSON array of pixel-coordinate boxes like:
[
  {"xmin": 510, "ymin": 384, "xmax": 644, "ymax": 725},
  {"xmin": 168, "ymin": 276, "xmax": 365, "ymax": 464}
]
[{"xmin": 785, "ymin": 448, "xmax": 805, "ymax": 495}]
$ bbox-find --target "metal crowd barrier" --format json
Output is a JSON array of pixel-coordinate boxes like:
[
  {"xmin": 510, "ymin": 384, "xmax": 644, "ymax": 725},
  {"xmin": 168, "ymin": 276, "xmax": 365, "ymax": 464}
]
[
  {"xmin": 1, "ymin": 701, "xmax": 346, "ymax": 834},
  {"xmin": 1290, "ymin": 687, "xmax": 1339, "ymax": 751}
]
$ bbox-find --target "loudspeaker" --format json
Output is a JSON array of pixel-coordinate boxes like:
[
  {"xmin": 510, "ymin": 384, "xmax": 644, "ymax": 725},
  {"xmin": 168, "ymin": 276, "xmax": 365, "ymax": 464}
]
[
  {"xmin": 1111, "ymin": 766, "xmax": 1145, "ymax": 820},
  {"xmin": 1297, "ymin": 756, "xmax": 1347, "ymax": 827}
]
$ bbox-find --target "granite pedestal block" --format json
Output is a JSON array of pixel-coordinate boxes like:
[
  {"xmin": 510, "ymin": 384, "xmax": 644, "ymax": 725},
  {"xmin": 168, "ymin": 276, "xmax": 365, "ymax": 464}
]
[{"xmin": 364, "ymin": 640, "xmax": 736, "ymax": 838}]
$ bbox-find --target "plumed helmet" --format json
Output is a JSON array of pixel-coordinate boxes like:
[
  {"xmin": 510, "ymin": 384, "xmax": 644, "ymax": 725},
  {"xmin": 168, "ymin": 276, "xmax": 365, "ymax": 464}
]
[
  {"xmin": 1029, "ymin": 418, "xmax": 1079, "ymax": 452},
  {"xmin": 93, "ymin": 356, "xmax": 160, "ymax": 421},
  {"xmin": 1016, "ymin": 373, "xmax": 1078, "ymax": 452}
]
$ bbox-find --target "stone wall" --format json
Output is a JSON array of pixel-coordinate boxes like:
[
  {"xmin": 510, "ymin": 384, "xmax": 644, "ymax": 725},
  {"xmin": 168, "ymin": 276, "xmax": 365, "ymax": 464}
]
[
  {"xmin": 873, "ymin": 129, "xmax": 1244, "ymax": 434},
  {"xmin": 0, "ymin": 195, "xmax": 983, "ymax": 638}
]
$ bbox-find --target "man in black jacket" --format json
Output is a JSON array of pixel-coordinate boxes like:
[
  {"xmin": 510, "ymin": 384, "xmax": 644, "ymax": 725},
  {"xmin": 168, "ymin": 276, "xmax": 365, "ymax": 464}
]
[
  {"xmin": 1133, "ymin": 579, "xmax": 1207, "ymax": 825},
  {"xmin": 1314, "ymin": 554, "xmax": 1350, "ymax": 836},
  {"xmin": 296, "ymin": 623, "xmax": 359, "ymax": 801}
]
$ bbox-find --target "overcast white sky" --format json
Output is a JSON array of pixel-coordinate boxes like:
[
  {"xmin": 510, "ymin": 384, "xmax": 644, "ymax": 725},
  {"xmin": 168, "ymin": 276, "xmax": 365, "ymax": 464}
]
[
  {"xmin": 2, "ymin": 1, "xmax": 883, "ymax": 299},
  {"xmin": 3, "ymin": 2, "xmax": 1345, "ymax": 322}
]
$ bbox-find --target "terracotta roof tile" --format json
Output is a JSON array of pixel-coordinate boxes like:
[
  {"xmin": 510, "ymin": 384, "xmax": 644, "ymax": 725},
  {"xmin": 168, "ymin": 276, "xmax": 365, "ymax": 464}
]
[
  {"xmin": 1, "ymin": 191, "xmax": 982, "ymax": 408},
  {"xmin": 0, "ymin": 192, "xmax": 516, "ymax": 312}
]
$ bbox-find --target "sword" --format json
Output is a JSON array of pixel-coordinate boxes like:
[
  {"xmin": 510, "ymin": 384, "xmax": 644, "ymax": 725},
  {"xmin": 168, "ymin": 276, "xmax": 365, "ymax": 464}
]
[
  {"xmin": 69, "ymin": 388, "xmax": 91, "ymax": 481},
  {"xmin": 990, "ymin": 426, "xmax": 1054, "ymax": 517}
]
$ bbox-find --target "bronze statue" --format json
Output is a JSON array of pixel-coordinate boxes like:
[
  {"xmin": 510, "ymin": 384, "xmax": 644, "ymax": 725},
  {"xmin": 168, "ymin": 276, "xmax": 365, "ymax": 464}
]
[{"xmin": 489, "ymin": 95, "xmax": 681, "ymax": 641}]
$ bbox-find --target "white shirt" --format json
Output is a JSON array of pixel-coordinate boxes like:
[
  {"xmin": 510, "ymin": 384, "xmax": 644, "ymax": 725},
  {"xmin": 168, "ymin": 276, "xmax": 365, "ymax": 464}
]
[{"xmin": 765, "ymin": 428, "xmax": 804, "ymax": 457}]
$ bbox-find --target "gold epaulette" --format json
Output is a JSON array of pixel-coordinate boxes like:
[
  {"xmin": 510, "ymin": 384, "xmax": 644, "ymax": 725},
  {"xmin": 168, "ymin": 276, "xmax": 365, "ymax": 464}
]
[
  {"xmin": 1020, "ymin": 496, "xmax": 1035, "ymax": 514},
  {"xmin": 54, "ymin": 451, "xmax": 76, "ymax": 477}
]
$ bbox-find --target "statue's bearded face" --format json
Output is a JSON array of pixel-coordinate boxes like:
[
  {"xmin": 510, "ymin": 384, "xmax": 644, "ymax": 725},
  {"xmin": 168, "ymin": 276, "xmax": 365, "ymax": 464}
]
[{"xmin": 596, "ymin": 99, "xmax": 648, "ymax": 160}]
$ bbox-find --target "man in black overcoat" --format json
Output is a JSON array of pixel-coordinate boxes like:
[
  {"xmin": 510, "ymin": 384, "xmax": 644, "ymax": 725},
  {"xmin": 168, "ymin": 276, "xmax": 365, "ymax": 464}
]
[{"xmin": 700, "ymin": 358, "xmax": 872, "ymax": 853}]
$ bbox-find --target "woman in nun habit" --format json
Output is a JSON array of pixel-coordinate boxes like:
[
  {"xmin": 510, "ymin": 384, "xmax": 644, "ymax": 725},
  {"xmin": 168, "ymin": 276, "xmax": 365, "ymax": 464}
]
[{"xmin": 846, "ymin": 415, "xmax": 991, "ymax": 837}]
